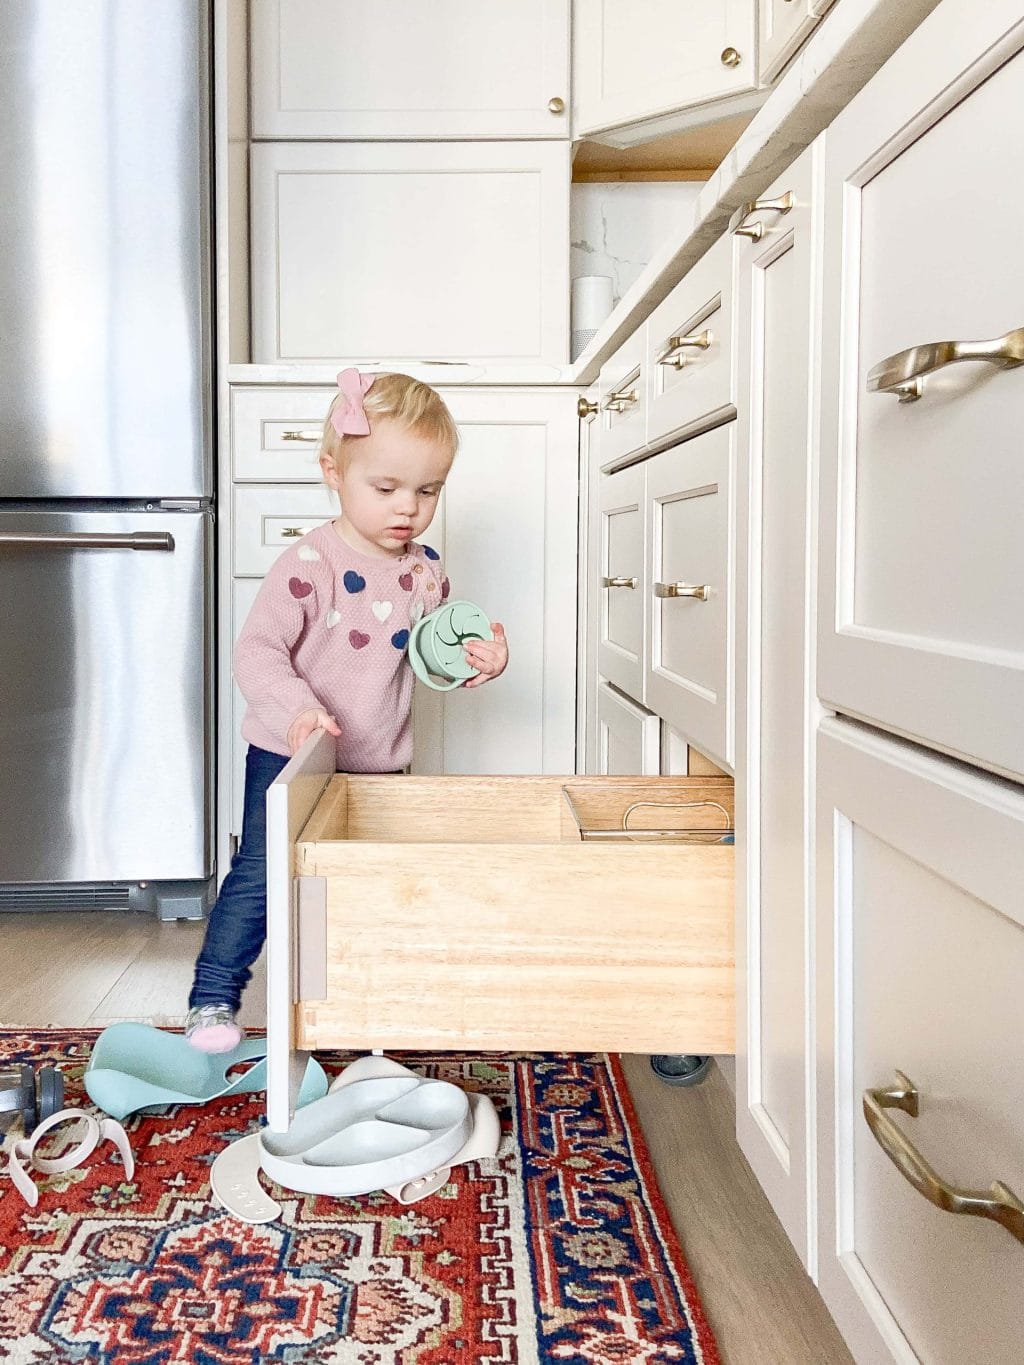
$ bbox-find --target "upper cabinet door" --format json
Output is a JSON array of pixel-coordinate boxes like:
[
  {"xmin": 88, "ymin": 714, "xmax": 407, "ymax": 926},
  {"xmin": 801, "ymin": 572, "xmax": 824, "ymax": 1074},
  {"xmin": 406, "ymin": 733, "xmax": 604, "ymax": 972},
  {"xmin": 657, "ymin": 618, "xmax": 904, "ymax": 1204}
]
[
  {"xmin": 574, "ymin": 0, "xmax": 756, "ymax": 138},
  {"xmin": 251, "ymin": 0, "xmax": 570, "ymax": 139},
  {"xmin": 250, "ymin": 141, "xmax": 570, "ymax": 367},
  {"xmin": 817, "ymin": 1, "xmax": 1024, "ymax": 783}
]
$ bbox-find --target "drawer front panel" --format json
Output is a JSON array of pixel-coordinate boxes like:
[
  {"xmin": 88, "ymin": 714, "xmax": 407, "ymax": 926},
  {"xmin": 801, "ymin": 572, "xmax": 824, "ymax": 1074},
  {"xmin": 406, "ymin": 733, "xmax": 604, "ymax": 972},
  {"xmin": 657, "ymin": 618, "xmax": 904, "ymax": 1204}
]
[
  {"xmin": 597, "ymin": 462, "xmax": 645, "ymax": 698},
  {"xmin": 597, "ymin": 328, "xmax": 647, "ymax": 466},
  {"xmin": 646, "ymin": 235, "xmax": 733, "ymax": 446},
  {"xmin": 232, "ymin": 387, "xmax": 335, "ymax": 482},
  {"xmin": 646, "ymin": 427, "xmax": 733, "ymax": 769},
  {"xmin": 596, "ymin": 680, "xmax": 659, "ymax": 775},
  {"xmin": 816, "ymin": 718, "xmax": 1024, "ymax": 1365},
  {"xmin": 818, "ymin": 27, "xmax": 1024, "ymax": 780},
  {"xmin": 233, "ymin": 485, "xmax": 336, "ymax": 577}
]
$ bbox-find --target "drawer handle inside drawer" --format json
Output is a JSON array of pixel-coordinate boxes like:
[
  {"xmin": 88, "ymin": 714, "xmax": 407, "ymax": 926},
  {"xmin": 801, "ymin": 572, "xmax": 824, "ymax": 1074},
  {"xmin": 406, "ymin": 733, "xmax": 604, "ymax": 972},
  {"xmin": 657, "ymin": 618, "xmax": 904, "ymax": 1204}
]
[
  {"xmin": 281, "ymin": 429, "xmax": 322, "ymax": 442},
  {"xmin": 729, "ymin": 191, "xmax": 795, "ymax": 241},
  {"xmin": 654, "ymin": 581, "xmax": 711, "ymax": 601},
  {"xmin": 867, "ymin": 326, "xmax": 1024, "ymax": 403},
  {"xmin": 603, "ymin": 575, "xmax": 639, "ymax": 589},
  {"xmin": 657, "ymin": 329, "xmax": 714, "ymax": 369},
  {"xmin": 603, "ymin": 388, "xmax": 639, "ymax": 414},
  {"xmin": 864, "ymin": 1070, "xmax": 1024, "ymax": 1246}
]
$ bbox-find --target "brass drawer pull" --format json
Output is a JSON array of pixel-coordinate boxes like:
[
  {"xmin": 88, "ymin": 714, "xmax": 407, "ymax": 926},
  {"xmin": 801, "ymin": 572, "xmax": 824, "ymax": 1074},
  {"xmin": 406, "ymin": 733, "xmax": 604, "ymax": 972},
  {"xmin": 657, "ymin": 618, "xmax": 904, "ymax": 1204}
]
[
  {"xmin": 867, "ymin": 326, "xmax": 1024, "ymax": 403},
  {"xmin": 864, "ymin": 1071, "xmax": 1024, "ymax": 1246},
  {"xmin": 281, "ymin": 429, "xmax": 321, "ymax": 442},
  {"xmin": 729, "ymin": 191, "xmax": 795, "ymax": 241},
  {"xmin": 603, "ymin": 387, "xmax": 639, "ymax": 414},
  {"xmin": 654, "ymin": 581, "xmax": 711, "ymax": 601},
  {"xmin": 657, "ymin": 329, "xmax": 714, "ymax": 369},
  {"xmin": 603, "ymin": 575, "xmax": 638, "ymax": 589},
  {"xmin": 279, "ymin": 526, "xmax": 316, "ymax": 539}
]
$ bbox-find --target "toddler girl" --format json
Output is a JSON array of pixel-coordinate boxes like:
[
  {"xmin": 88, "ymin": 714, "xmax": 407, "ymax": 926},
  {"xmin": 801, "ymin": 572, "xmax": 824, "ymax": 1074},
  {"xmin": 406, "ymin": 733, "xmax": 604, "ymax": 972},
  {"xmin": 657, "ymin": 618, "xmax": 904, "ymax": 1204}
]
[{"xmin": 186, "ymin": 370, "xmax": 509, "ymax": 1051}]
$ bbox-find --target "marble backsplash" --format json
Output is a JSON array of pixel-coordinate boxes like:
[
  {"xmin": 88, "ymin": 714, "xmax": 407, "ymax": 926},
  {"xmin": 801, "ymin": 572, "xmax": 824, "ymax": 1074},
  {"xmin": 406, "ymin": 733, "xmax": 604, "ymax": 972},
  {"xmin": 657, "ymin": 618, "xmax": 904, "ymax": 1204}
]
[{"xmin": 570, "ymin": 180, "xmax": 704, "ymax": 306}]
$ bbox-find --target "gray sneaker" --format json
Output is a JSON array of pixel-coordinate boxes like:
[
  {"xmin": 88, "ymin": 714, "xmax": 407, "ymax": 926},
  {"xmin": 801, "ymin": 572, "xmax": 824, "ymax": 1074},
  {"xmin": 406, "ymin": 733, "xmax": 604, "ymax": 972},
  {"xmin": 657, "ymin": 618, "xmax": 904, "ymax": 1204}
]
[{"xmin": 184, "ymin": 1003, "xmax": 243, "ymax": 1054}]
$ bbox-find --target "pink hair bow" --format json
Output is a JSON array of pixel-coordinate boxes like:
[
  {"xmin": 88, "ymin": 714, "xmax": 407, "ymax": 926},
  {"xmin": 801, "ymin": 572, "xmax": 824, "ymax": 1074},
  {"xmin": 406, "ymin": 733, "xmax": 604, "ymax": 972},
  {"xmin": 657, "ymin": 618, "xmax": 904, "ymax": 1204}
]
[{"xmin": 331, "ymin": 368, "xmax": 375, "ymax": 437}]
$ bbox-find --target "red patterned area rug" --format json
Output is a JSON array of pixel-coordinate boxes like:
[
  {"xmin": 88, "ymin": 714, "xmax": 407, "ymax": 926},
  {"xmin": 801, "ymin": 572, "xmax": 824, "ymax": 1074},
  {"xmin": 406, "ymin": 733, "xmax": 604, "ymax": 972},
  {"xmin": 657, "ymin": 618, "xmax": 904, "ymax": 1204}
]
[{"xmin": 0, "ymin": 1030, "xmax": 721, "ymax": 1365}]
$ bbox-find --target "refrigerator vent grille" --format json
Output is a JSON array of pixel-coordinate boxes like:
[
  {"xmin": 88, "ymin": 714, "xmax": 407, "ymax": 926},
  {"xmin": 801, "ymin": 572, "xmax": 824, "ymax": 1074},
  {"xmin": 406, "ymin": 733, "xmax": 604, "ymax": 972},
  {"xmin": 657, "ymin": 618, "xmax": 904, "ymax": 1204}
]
[{"xmin": 0, "ymin": 884, "xmax": 131, "ymax": 913}]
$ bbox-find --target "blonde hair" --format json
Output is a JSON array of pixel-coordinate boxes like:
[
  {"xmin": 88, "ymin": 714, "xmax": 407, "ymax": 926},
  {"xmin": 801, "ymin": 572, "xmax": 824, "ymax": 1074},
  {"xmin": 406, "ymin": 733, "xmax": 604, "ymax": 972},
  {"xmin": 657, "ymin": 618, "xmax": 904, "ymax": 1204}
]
[{"xmin": 321, "ymin": 372, "xmax": 459, "ymax": 467}]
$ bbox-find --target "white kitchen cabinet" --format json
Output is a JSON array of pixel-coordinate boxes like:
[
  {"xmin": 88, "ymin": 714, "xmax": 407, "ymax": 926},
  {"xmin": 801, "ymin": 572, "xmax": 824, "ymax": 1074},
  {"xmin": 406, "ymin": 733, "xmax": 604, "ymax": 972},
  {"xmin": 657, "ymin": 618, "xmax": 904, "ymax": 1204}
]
[
  {"xmin": 578, "ymin": 386, "xmax": 601, "ymax": 772},
  {"xmin": 596, "ymin": 462, "xmax": 646, "ymax": 701},
  {"xmin": 574, "ymin": 0, "xmax": 758, "ymax": 141},
  {"xmin": 250, "ymin": 141, "xmax": 570, "ymax": 366},
  {"xmin": 645, "ymin": 234, "xmax": 734, "ymax": 449},
  {"xmin": 595, "ymin": 680, "xmax": 660, "ymax": 775},
  {"xmin": 231, "ymin": 386, "xmax": 334, "ymax": 482},
  {"xmin": 645, "ymin": 425, "xmax": 735, "ymax": 772},
  {"xmin": 817, "ymin": 0, "xmax": 1024, "ymax": 782},
  {"xmin": 250, "ymin": 0, "xmax": 570, "ymax": 139},
  {"xmin": 225, "ymin": 388, "xmax": 578, "ymax": 836},
  {"xmin": 815, "ymin": 716, "xmax": 1024, "ymax": 1365},
  {"xmin": 760, "ymin": 0, "xmax": 834, "ymax": 83},
  {"xmin": 596, "ymin": 327, "xmax": 647, "ymax": 468},
  {"xmin": 733, "ymin": 144, "xmax": 821, "ymax": 1269}
]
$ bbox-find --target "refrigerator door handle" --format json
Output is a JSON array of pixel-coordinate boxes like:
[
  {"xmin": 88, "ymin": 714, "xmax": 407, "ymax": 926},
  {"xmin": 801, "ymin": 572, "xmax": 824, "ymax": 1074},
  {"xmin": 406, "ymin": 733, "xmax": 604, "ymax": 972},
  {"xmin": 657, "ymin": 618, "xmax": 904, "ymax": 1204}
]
[{"xmin": 0, "ymin": 531, "xmax": 175, "ymax": 552}]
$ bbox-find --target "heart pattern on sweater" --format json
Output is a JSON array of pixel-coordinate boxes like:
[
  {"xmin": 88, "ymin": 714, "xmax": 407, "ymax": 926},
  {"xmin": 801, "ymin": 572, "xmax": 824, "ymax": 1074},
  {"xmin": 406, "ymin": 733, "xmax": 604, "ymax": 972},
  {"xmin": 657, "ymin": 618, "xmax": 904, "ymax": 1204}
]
[
  {"xmin": 343, "ymin": 570, "xmax": 366, "ymax": 594},
  {"xmin": 288, "ymin": 577, "xmax": 313, "ymax": 599},
  {"xmin": 325, "ymin": 608, "xmax": 341, "ymax": 628},
  {"xmin": 398, "ymin": 572, "xmax": 414, "ymax": 592},
  {"xmin": 349, "ymin": 629, "xmax": 370, "ymax": 650},
  {"xmin": 372, "ymin": 600, "xmax": 393, "ymax": 622},
  {"xmin": 297, "ymin": 546, "xmax": 320, "ymax": 562}
]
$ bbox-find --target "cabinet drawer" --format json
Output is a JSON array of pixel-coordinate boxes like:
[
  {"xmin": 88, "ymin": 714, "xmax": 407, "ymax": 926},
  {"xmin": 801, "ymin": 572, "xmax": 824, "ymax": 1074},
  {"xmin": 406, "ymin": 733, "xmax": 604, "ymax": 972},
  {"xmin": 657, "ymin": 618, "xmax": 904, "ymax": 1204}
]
[
  {"xmin": 231, "ymin": 387, "xmax": 335, "ymax": 482},
  {"xmin": 597, "ymin": 328, "xmax": 647, "ymax": 466},
  {"xmin": 597, "ymin": 462, "xmax": 645, "ymax": 699},
  {"xmin": 251, "ymin": 141, "xmax": 570, "ymax": 366},
  {"xmin": 596, "ymin": 680, "xmax": 659, "ymax": 775},
  {"xmin": 645, "ymin": 426, "xmax": 734, "ymax": 770},
  {"xmin": 816, "ymin": 718, "xmax": 1024, "ymax": 1365},
  {"xmin": 646, "ymin": 235, "xmax": 733, "ymax": 446},
  {"xmin": 818, "ymin": 23, "xmax": 1024, "ymax": 780},
  {"xmin": 233, "ymin": 485, "xmax": 336, "ymax": 577}
]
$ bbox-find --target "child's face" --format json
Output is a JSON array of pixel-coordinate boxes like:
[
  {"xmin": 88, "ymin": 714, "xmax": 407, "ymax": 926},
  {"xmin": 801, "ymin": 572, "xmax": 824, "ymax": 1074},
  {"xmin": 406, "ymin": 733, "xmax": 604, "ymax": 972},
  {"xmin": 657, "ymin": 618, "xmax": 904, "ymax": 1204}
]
[{"xmin": 321, "ymin": 418, "xmax": 452, "ymax": 557}]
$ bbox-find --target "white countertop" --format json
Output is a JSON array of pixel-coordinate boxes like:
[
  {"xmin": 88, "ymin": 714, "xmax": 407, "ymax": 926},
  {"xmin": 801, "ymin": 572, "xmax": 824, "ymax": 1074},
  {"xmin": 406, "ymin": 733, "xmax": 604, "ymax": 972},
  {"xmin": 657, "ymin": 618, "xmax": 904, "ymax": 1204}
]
[{"xmin": 227, "ymin": 0, "xmax": 942, "ymax": 393}]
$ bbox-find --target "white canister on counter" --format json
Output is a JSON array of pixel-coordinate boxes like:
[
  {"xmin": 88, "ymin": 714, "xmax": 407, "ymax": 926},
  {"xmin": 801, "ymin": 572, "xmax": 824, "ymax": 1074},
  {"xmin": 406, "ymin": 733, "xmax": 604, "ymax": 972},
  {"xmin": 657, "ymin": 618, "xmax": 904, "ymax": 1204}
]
[{"xmin": 571, "ymin": 275, "xmax": 614, "ymax": 361}]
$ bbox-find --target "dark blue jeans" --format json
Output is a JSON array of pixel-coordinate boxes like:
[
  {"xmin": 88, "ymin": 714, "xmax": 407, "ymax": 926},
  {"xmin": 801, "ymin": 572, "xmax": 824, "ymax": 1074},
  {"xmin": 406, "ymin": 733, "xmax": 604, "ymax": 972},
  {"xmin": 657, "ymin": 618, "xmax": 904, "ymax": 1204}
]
[{"xmin": 189, "ymin": 744, "xmax": 290, "ymax": 1011}]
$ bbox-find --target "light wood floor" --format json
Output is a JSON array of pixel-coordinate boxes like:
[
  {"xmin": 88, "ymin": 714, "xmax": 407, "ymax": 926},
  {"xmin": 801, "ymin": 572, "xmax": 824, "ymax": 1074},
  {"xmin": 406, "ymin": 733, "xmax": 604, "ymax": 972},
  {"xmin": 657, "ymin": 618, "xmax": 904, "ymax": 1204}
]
[{"xmin": 0, "ymin": 911, "xmax": 853, "ymax": 1365}]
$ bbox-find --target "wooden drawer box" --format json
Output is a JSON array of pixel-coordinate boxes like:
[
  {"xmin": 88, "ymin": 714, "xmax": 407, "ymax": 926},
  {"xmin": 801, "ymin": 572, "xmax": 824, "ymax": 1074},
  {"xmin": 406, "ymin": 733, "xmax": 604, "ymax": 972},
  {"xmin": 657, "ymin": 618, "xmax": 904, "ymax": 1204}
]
[{"xmin": 266, "ymin": 735, "xmax": 734, "ymax": 1127}]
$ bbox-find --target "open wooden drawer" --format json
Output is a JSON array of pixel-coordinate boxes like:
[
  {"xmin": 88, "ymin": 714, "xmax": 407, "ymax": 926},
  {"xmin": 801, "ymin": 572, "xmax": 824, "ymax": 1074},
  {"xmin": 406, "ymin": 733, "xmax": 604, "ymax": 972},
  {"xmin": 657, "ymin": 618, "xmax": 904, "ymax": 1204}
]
[{"xmin": 266, "ymin": 731, "xmax": 734, "ymax": 1129}]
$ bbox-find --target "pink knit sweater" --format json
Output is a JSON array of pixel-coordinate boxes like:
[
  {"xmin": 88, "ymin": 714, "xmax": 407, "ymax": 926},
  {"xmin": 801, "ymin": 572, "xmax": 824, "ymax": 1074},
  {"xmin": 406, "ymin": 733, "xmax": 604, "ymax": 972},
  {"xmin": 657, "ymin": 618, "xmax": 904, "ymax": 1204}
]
[{"xmin": 234, "ymin": 521, "xmax": 449, "ymax": 771}]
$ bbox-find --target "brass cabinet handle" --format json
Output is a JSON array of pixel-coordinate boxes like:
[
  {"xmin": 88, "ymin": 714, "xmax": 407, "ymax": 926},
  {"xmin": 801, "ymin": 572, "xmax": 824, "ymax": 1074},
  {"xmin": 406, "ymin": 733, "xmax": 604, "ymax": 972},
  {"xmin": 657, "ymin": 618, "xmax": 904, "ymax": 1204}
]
[
  {"xmin": 863, "ymin": 1071, "xmax": 1024, "ymax": 1246},
  {"xmin": 867, "ymin": 326, "xmax": 1024, "ymax": 403},
  {"xmin": 729, "ymin": 191, "xmax": 795, "ymax": 240},
  {"xmin": 603, "ymin": 575, "xmax": 638, "ymax": 589},
  {"xmin": 603, "ymin": 387, "xmax": 639, "ymax": 414},
  {"xmin": 279, "ymin": 526, "xmax": 316, "ymax": 539},
  {"xmin": 548, "ymin": 96, "xmax": 566, "ymax": 114},
  {"xmin": 578, "ymin": 396, "xmax": 599, "ymax": 419},
  {"xmin": 654, "ymin": 581, "xmax": 711, "ymax": 601},
  {"xmin": 721, "ymin": 46, "xmax": 742, "ymax": 67},
  {"xmin": 281, "ymin": 429, "xmax": 321, "ymax": 442},
  {"xmin": 657, "ymin": 329, "xmax": 714, "ymax": 369}
]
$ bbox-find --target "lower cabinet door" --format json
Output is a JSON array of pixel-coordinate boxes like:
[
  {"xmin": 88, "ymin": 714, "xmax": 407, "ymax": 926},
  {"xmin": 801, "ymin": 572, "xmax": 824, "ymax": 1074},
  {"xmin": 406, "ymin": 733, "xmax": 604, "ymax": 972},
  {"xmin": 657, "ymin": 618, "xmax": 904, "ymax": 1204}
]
[
  {"xmin": 595, "ymin": 680, "xmax": 659, "ymax": 775},
  {"xmin": 645, "ymin": 424, "xmax": 734, "ymax": 770},
  {"xmin": 815, "ymin": 717, "xmax": 1024, "ymax": 1365},
  {"xmin": 596, "ymin": 462, "xmax": 646, "ymax": 701}
]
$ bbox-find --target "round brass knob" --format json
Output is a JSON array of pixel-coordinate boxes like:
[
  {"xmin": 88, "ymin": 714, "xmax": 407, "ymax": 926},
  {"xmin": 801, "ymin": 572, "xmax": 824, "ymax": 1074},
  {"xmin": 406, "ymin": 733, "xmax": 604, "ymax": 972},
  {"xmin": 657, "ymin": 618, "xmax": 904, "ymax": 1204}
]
[
  {"xmin": 548, "ymin": 96, "xmax": 566, "ymax": 114},
  {"xmin": 720, "ymin": 47, "xmax": 742, "ymax": 68},
  {"xmin": 577, "ymin": 396, "xmax": 599, "ymax": 419}
]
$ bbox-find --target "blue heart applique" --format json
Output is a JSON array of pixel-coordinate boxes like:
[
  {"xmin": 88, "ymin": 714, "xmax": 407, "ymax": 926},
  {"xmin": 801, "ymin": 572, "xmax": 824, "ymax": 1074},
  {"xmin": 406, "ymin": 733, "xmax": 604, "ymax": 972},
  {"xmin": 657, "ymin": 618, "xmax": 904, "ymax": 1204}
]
[
  {"xmin": 422, "ymin": 544, "xmax": 440, "ymax": 561},
  {"xmin": 391, "ymin": 629, "xmax": 410, "ymax": 650},
  {"xmin": 343, "ymin": 570, "xmax": 366, "ymax": 594}
]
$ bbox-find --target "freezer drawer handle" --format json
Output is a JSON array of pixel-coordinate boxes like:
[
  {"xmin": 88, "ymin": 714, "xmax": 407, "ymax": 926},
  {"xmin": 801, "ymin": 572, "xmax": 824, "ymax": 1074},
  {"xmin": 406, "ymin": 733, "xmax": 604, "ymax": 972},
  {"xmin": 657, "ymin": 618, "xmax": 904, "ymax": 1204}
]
[
  {"xmin": 864, "ymin": 1070, "xmax": 1024, "ymax": 1246},
  {"xmin": 0, "ymin": 531, "xmax": 175, "ymax": 552},
  {"xmin": 654, "ymin": 581, "xmax": 711, "ymax": 601},
  {"xmin": 867, "ymin": 325, "xmax": 1024, "ymax": 402}
]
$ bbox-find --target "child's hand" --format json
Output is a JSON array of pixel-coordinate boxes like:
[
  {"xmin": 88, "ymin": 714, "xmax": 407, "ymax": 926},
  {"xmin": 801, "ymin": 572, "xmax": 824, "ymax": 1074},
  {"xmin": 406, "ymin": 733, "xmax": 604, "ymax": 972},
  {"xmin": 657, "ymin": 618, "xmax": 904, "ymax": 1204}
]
[
  {"xmin": 287, "ymin": 707, "xmax": 342, "ymax": 753},
  {"xmin": 463, "ymin": 622, "xmax": 509, "ymax": 689}
]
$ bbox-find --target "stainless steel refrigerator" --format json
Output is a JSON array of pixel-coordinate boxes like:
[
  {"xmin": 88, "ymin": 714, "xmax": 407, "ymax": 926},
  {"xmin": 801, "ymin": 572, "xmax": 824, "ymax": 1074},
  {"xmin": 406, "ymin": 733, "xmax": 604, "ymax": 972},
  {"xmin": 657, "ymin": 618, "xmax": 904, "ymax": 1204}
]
[{"xmin": 0, "ymin": 2, "xmax": 215, "ymax": 918}]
